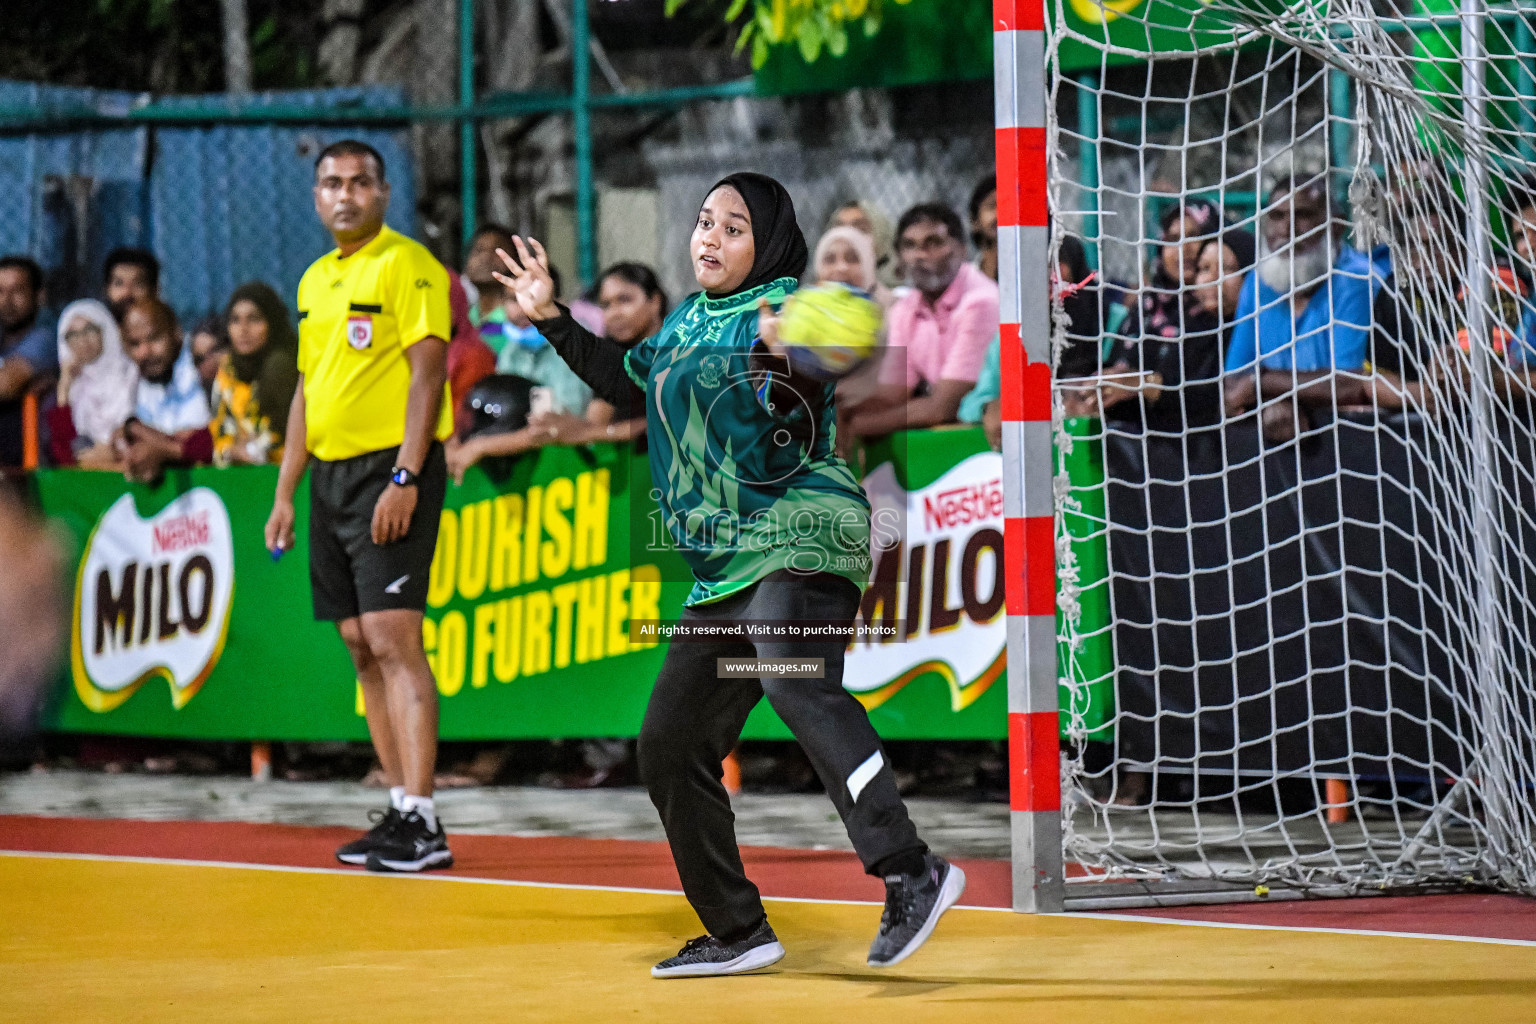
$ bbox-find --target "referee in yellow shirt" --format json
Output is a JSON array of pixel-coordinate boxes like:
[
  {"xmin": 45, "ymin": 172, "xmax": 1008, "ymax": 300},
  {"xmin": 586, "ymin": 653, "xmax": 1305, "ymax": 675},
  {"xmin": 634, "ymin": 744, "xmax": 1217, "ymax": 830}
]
[{"xmin": 264, "ymin": 140, "xmax": 454, "ymax": 872}]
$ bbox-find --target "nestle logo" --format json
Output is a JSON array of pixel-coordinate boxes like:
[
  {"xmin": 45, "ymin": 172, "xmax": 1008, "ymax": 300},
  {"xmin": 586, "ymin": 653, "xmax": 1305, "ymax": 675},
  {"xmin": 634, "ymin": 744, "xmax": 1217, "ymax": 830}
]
[
  {"xmin": 152, "ymin": 511, "xmax": 210, "ymax": 553},
  {"xmin": 922, "ymin": 479, "xmax": 1003, "ymax": 532}
]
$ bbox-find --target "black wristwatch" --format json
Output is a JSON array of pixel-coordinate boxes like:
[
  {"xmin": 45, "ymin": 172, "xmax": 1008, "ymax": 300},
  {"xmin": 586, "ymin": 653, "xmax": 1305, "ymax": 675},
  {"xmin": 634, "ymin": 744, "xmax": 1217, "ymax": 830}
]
[{"xmin": 389, "ymin": 465, "xmax": 418, "ymax": 488}]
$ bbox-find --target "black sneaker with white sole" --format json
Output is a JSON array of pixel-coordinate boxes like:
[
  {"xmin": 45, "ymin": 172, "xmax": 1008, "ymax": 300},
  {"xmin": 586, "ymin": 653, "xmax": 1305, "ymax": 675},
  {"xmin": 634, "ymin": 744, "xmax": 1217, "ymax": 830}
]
[
  {"xmin": 363, "ymin": 810, "xmax": 453, "ymax": 872},
  {"xmin": 651, "ymin": 920, "xmax": 786, "ymax": 979},
  {"xmin": 866, "ymin": 853, "xmax": 966, "ymax": 967},
  {"xmin": 335, "ymin": 807, "xmax": 402, "ymax": 866}
]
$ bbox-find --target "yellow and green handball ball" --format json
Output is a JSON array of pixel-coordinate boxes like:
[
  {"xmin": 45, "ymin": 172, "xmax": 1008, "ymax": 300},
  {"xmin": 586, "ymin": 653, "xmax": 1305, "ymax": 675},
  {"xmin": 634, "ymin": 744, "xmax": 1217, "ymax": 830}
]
[{"xmin": 777, "ymin": 281, "xmax": 883, "ymax": 381}]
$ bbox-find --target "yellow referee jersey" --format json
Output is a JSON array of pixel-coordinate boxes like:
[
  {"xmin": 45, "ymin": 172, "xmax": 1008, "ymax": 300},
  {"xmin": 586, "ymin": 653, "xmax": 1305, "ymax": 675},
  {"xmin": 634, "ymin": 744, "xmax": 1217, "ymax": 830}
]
[{"xmin": 296, "ymin": 225, "xmax": 454, "ymax": 462}]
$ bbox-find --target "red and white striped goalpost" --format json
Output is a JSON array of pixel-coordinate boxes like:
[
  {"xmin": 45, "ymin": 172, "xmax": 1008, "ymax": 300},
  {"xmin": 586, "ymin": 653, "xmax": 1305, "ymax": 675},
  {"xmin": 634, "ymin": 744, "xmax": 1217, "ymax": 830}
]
[{"xmin": 993, "ymin": 0, "xmax": 1065, "ymax": 914}]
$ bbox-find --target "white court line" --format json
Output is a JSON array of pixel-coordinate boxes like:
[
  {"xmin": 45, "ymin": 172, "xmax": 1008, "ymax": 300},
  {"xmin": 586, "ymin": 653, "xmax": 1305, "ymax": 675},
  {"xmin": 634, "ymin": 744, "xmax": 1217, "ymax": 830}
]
[
  {"xmin": 1063, "ymin": 911, "xmax": 1536, "ymax": 949},
  {"xmin": 0, "ymin": 848, "xmax": 904, "ymax": 909},
  {"xmin": 6, "ymin": 849, "xmax": 1532, "ymax": 947}
]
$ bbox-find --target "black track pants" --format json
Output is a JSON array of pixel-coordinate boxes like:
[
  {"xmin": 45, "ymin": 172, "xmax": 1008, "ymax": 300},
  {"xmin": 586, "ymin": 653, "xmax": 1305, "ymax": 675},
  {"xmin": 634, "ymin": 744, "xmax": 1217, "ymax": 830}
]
[{"xmin": 637, "ymin": 570, "xmax": 927, "ymax": 942}]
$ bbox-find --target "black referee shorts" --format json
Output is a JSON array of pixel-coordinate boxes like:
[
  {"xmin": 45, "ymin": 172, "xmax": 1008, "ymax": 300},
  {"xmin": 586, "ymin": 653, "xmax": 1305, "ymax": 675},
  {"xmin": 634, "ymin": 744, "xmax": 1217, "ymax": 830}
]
[{"xmin": 308, "ymin": 443, "xmax": 447, "ymax": 622}]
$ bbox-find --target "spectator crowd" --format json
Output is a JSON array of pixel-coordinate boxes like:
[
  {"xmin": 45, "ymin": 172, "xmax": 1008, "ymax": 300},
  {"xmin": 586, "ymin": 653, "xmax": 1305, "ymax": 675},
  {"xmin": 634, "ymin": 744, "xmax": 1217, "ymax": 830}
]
[
  {"xmin": 0, "ymin": 176, "xmax": 1016, "ymax": 481},
  {"xmin": 13, "ymin": 166, "xmax": 1536, "ymax": 483},
  {"xmin": 10, "ymin": 164, "xmax": 1533, "ymax": 803}
]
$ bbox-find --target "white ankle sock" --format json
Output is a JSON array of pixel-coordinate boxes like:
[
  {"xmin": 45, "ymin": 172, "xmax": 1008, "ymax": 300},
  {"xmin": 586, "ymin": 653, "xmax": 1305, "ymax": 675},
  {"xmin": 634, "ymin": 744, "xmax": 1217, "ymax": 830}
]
[
  {"xmin": 389, "ymin": 786, "xmax": 406, "ymax": 811},
  {"xmin": 402, "ymin": 795, "xmax": 437, "ymax": 832}
]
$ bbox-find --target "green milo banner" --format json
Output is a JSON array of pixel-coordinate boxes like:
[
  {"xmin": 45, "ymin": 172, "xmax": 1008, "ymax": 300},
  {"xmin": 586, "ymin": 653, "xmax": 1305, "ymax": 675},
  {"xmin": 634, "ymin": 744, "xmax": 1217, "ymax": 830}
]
[
  {"xmin": 38, "ymin": 428, "xmax": 1103, "ymax": 743},
  {"xmin": 42, "ymin": 445, "xmax": 686, "ymax": 741}
]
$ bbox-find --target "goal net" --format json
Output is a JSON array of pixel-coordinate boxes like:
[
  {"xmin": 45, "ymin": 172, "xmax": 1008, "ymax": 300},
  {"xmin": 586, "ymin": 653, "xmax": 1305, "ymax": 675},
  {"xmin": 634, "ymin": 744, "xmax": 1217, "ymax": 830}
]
[{"xmin": 1043, "ymin": 0, "xmax": 1536, "ymax": 906}]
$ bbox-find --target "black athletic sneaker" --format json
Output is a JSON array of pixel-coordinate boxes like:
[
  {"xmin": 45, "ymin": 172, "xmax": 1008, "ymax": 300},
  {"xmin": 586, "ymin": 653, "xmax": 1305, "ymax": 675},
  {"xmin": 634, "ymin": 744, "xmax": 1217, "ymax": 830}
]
[
  {"xmin": 364, "ymin": 810, "xmax": 453, "ymax": 872},
  {"xmin": 866, "ymin": 854, "xmax": 966, "ymax": 967},
  {"xmin": 335, "ymin": 807, "xmax": 402, "ymax": 866},
  {"xmin": 651, "ymin": 920, "xmax": 786, "ymax": 979}
]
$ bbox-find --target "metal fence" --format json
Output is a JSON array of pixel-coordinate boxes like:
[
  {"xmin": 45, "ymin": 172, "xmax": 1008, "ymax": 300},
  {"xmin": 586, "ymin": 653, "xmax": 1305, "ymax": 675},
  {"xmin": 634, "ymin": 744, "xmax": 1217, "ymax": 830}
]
[
  {"xmin": 635, "ymin": 103, "xmax": 994, "ymax": 301},
  {"xmin": 1, "ymin": 91, "xmax": 997, "ymax": 334},
  {"xmin": 1, "ymin": 0, "xmax": 1006, "ymax": 330},
  {"xmin": 0, "ymin": 80, "xmax": 416, "ymax": 328}
]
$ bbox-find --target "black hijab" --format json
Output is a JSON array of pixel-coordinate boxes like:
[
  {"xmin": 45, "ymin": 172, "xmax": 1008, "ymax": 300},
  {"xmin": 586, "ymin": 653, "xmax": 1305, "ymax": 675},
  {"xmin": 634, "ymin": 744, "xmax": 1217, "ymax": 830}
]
[
  {"xmin": 1220, "ymin": 227, "xmax": 1257, "ymax": 274},
  {"xmin": 225, "ymin": 280, "xmax": 300, "ymax": 434},
  {"xmin": 706, "ymin": 172, "xmax": 808, "ymax": 295}
]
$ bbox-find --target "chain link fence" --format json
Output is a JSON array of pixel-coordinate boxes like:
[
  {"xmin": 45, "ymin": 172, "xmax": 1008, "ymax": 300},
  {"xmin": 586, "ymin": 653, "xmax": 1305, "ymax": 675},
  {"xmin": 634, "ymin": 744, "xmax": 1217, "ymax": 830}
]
[
  {"xmin": 1, "ymin": 79, "xmax": 996, "ymax": 325},
  {"xmin": 587, "ymin": 84, "xmax": 997, "ymax": 300},
  {"xmin": 0, "ymin": 82, "xmax": 414, "ymax": 329}
]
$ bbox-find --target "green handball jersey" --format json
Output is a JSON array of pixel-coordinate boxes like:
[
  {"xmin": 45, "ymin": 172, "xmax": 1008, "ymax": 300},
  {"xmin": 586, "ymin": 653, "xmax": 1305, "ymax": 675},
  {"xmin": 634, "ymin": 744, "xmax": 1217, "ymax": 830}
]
[{"xmin": 623, "ymin": 277, "xmax": 871, "ymax": 606}]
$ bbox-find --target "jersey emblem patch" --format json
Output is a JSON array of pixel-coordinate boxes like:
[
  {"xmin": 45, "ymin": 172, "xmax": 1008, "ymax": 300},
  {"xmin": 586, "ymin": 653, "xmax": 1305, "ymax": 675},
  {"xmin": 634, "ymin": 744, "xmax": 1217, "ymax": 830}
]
[
  {"xmin": 697, "ymin": 354, "xmax": 728, "ymax": 389},
  {"xmin": 347, "ymin": 315, "xmax": 374, "ymax": 350}
]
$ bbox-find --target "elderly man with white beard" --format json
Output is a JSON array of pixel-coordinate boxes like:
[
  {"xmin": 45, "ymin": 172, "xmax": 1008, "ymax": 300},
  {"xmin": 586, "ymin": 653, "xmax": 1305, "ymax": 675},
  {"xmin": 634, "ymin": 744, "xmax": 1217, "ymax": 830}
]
[{"xmin": 1222, "ymin": 174, "xmax": 1390, "ymax": 441}]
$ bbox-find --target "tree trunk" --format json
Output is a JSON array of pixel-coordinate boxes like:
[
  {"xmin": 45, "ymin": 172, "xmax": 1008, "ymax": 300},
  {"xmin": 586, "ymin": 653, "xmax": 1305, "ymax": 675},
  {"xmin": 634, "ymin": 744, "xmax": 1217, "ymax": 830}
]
[
  {"xmin": 220, "ymin": 0, "xmax": 252, "ymax": 93},
  {"xmin": 319, "ymin": 0, "xmax": 366, "ymax": 86}
]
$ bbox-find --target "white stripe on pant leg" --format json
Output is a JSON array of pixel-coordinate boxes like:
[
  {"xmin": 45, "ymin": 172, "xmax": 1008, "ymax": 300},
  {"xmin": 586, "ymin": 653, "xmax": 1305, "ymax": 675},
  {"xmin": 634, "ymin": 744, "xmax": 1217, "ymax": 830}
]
[{"xmin": 847, "ymin": 750, "xmax": 884, "ymax": 804}]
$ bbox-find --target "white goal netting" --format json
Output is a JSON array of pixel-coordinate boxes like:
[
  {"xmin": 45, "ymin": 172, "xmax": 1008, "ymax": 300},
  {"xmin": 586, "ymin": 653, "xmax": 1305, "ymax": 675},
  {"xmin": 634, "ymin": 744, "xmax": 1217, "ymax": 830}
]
[{"xmin": 1049, "ymin": 0, "xmax": 1536, "ymax": 904}]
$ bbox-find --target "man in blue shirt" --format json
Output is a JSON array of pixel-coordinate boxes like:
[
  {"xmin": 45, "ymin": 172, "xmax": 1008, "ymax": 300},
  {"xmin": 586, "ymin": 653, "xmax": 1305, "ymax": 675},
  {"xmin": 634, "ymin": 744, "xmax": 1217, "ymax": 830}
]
[
  {"xmin": 0, "ymin": 256, "xmax": 57, "ymax": 467},
  {"xmin": 1223, "ymin": 176, "xmax": 1388, "ymax": 438}
]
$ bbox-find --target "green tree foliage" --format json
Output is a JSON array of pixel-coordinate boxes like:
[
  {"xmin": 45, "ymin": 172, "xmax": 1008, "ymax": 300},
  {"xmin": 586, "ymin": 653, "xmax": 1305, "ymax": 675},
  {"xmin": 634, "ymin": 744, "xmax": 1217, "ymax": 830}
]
[
  {"xmin": 667, "ymin": 0, "xmax": 918, "ymax": 68},
  {"xmin": 1, "ymin": 0, "xmax": 318, "ymax": 92}
]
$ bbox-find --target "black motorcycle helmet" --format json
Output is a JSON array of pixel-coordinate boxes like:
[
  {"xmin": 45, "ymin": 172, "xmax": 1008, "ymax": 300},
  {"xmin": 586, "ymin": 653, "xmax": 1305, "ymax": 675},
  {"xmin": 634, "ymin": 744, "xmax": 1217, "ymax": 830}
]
[{"xmin": 465, "ymin": 374, "xmax": 536, "ymax": 437}]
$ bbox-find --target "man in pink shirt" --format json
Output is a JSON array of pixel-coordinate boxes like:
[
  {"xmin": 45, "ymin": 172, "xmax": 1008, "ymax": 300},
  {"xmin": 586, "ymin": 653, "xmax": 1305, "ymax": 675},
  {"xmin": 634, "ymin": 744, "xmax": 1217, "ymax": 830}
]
[{"xmin": 844, "ymin": 203, "xmax": 999, "ymax": 438}]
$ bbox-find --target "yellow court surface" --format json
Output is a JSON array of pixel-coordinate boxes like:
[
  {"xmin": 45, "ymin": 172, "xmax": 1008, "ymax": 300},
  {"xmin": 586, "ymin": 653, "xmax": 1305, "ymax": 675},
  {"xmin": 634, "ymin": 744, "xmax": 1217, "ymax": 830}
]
[{"xmin": 2, "ymin": 853, "xmax": 1535, "ymax": 1024}]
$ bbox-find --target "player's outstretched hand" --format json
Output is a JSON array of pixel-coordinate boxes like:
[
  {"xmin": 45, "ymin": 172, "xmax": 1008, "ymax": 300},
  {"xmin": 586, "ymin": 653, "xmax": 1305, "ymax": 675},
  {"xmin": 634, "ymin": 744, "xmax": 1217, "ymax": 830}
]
[{"xmin": 493, "ymin": 237, "xmax": 561, "ymax": 323}]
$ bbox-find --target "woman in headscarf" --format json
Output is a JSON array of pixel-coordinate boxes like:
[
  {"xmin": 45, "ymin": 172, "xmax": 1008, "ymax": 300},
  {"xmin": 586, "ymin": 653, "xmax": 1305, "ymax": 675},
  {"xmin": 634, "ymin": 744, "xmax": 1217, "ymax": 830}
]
[
  {"xmin": 814, "ymin": 224, "xmax": 895, "ymax": 309},
  {"xmin": 48, "ymin": 298, "xmax": 137, "ymax": 468},
  {"xmin": 815, "ymin": 225, "xmax": 894, "ymax": 432},
  {"xmin": 827, "ymin": 198, "xmax": 902, "ymax": 290},
  {"xmin": 493, "ymin": 173, "xmax": 961, "ymax": 978},
  {"xmin": 1097, "ymin": 226, "xmax": 1256, "ymax": 433},
  {"xmin": 211, "ymin": 281, "xmax": 299, "ymax": 466},
  {"xmin": 1194, "ymin": 229, "xmax": 1257, "ymax": 329},
  {"xmin": 1127, "ymin": 198, "xmax": 1223, "ymax": 347}
]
